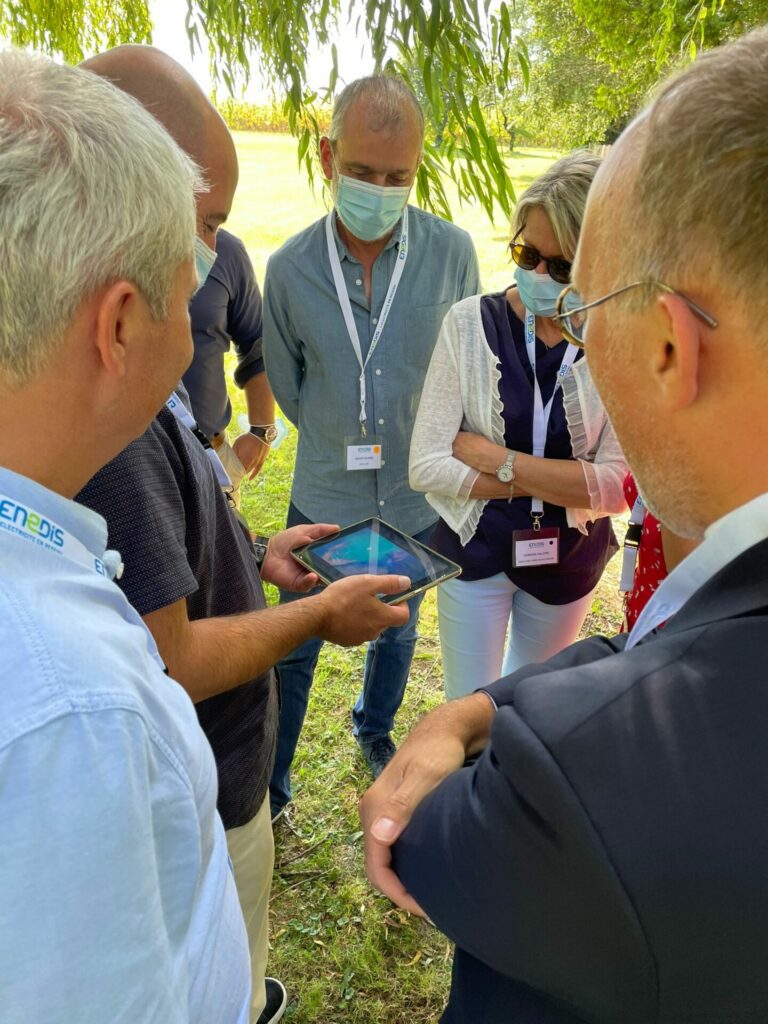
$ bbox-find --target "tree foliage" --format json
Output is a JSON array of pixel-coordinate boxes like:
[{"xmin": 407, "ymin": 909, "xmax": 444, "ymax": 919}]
[
  {"xmin": 0, "ymin": 0, "xmax": 529, "ymax": 223},
  {"xmin": 2, "ymin": 0, "xmax": 767, "ymax": 217},
  {"xmin": 492, "ymin": 0, "xmax": 768, "ymax": 150}
]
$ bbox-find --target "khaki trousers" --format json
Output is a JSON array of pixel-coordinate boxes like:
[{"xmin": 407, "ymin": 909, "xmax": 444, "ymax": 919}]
[{"xmin": 226, "ymin": 796, "xmax": 274, "ymax": 1022}]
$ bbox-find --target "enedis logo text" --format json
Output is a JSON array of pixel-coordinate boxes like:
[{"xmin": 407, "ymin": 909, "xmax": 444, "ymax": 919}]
[{"xmin": 0, "ymin": 499, "xmax": 65, "ymax": 547}]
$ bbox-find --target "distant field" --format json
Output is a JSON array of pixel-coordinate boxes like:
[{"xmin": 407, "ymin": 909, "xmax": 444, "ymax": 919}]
[
  {"xmin": 225, "ymin": 132, "xmax": 625, "ymax": 1023},
  {"xmin": 229, "ymin": 131, "xmax": 563, "ymax": 292}
]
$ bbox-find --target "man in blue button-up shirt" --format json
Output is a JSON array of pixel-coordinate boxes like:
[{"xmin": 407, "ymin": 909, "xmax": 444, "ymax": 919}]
[
  {"xmin": 0, "ymin": 50, "xmax": 250, "ymax": 1023},
  {"xmin": 264, "ymin": 76, "xmax": 480, "ymax": 806}
]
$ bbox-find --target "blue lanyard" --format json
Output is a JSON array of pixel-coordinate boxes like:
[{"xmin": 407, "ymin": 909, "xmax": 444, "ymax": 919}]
[{"xmin": 523, "ymin": 310, "xmax": 578, "ymax": 517}]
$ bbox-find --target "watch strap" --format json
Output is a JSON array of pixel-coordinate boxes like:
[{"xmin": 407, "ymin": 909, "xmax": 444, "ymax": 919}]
[
  {"xmin": 495, "ymin": 450, "xmax": 517, "ymax": 482},
  {"xmin": 251, "ymin": 534, "xmax": 270, "ymax": 571},
  {"xmin": 249, "ymin": 423, "xmax": 276, "ymax": 438}
]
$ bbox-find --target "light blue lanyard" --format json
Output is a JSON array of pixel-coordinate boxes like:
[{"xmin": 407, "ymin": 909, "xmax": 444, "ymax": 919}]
[
  {"xmin": 166, "ymin": 391, "xmax": 232, "ymax": 491},
  {"xmin": 523, "ymin": 310, "xmax": 578, "ymax": 518},
  {"xmin": 325, "ymin": 209, "xmax": 409, "ymax": 433}
]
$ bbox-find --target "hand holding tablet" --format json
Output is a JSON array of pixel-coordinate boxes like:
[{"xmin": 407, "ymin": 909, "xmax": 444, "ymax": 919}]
[{"xmin": 291, "ymin": 518, "xmax": 461, "ymax": 605}]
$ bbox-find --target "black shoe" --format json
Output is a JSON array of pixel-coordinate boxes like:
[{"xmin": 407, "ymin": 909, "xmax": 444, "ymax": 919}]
[
  {"xmin": 256, "ymin": 978, "xmax": 287, "ymax": 1024},
  {"xmin": 358, "ymin": 735, "xmax": 397, "ymax": 778}
]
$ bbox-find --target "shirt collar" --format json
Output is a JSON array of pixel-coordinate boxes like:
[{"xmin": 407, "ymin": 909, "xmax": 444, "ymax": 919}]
[
  {"xmin": 331, "ymin": 209, "xmax": 406, "ymax": 263},
  {"xmin": 627, "ymin": 492, "xmax": 768, "ymax": 648},
  {"xmin": 0, "ymin": 466, "xmax": 111, "ymax": 562}
]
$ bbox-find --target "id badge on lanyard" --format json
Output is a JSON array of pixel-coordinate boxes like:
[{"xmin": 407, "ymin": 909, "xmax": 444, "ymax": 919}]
[
  {"xmin": 511, "ymin": 309, "xmax": 578, "ymax": 567},
  {"xmin": 325, "ymin": 209, "xmax": 409, "ymax": 470},
  {"xmin": 345, "ymin": 435, "xmax": 383, "ymax": 471}
]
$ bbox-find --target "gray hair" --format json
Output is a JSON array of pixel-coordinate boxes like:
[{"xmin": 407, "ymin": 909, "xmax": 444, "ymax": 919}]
[
  {"xmin": 511, "ymin": 152, "xmax": 601, "ymax": 260},
  {"xmin": 0, "ymin": 48, "xmax": 203, "ymax": 389},
  {"xmin": 328, "ymin": 75, "xmax": 425, "ymax": 147},
  {"xmin": 620, "ymin": 26, "xmax": 768, "ymax": 322}
]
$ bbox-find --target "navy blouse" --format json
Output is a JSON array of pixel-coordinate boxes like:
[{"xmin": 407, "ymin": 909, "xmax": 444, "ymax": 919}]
[{"xmin": 430, "ymin": 291, "xmax": 617, "ymax": 605}]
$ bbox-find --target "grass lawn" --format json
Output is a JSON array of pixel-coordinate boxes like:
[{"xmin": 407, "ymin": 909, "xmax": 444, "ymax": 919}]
[{"xmin": 225, "ymin": 133, "xmax": 626, "ymax": 1022}]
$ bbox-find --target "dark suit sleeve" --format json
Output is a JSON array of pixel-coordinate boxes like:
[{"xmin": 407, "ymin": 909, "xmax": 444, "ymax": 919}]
[
  {"xmin": 482, "ymin": 631, "xmax": 627, "ymax": 707},
  {"xmin": 393, "ymin": 670, "xmax": 655, "ymax": 1021}
]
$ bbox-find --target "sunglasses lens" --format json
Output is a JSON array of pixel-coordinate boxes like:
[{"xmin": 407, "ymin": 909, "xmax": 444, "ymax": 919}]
[
  {"xmin": 548, "ymin": 259, "xmax": 572, "ymax": 285},
  {"xmin": 511, "ymin": 244, "xmax": 539, "ymax": 271}
]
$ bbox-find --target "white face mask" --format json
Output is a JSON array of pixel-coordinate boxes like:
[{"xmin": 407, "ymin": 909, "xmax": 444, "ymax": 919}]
[{"xmin": 194, "ymin": 236, "xmax": 217, "ymax": 292}]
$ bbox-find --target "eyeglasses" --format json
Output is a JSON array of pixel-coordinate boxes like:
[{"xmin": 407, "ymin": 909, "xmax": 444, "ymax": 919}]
[
  {"xmin": 510, "ymin": 242, "xmax": 572, "ymax": 285},
  {"xmin": 554, "ymin": 280, "xmax": 719, "ymax": 349}
]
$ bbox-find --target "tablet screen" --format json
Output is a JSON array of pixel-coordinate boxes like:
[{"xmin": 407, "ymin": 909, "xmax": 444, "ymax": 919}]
[{"xmin": 293, "ymin": 518, "xmax": 460, "ymax": 601}]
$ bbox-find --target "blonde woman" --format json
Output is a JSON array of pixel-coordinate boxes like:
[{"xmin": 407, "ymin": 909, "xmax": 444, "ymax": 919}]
[{"xmin": 410, "ymin": 153, "xmax": 628, "ymax": 699}]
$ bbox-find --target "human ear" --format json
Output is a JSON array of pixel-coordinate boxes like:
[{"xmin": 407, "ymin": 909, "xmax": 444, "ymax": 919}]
[
  {"xmin": 319, "ymin": 137, "xmax": 335, "ymax": 181},
  {"xmin": 93, "ymin": 280, "xmax": 141, "ymax": 379},
  {"xmin": 653, "ymin": 292, "xmax": 702, "ymax": 411}
]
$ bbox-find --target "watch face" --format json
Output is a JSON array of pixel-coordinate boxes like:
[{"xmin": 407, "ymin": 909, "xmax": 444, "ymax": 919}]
[
  {"xmin": 263, "ymin": 425, "xmax": 279, "ymax": 444},
  {"xmin": 496, "ymin": 466, "xmax": 513, "ymax": 483}
]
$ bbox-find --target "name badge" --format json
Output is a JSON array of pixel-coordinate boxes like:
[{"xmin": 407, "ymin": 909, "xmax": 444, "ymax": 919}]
[
  {"xmin": 512, "ymin": 527, "xmax": 560, "ymax": 567},
  {"xmin": 345, "ymin": 435, "xmax": 383, "ymax": 471}
]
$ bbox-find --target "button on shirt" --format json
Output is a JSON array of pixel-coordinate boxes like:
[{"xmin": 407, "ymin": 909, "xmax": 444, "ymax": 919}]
[
  {"xmin": 263, "ymin": 206, "xmax": 481, "ymax": 534},
  {"xmin": 0, "ymin": 467, "xmax": 250, "ymax": 1024}
]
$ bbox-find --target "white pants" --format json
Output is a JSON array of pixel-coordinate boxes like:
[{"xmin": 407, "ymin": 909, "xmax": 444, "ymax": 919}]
[
  {"xmin": 438, "ymin": 573, "xmax": 595, "ymax": 700},
  {"xmin": 226, "ymin": 796, "xmax": 274, "ymax": 1023}
]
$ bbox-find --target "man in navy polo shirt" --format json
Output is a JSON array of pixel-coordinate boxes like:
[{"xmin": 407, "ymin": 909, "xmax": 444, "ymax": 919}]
[
  {"xmin": 78, "ymin": 45, "xmax": 409, "ymax": 1024},
  {"xmin": 185, "ymin": 228, "xmax": 276, "ymax": 500}
]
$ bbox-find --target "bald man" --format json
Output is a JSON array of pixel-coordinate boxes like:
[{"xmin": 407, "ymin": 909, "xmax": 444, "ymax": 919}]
[
  {"xmin": 76, "ymin": 46, "xmax": 410, "ymax": 1024},
  {"xmin": 360, "ymin": 26, "xmax": 768, "ymax": 1024}
]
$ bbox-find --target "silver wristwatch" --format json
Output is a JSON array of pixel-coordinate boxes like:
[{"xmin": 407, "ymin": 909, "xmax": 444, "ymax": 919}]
[{"xmin": 495, "ymin": 450, "xmax": 517, "ymax": 483}]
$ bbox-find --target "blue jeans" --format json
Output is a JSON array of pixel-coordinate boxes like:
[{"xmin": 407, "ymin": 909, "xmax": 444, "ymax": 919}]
[{"xmin": 269, "ymin": 504, "xmax": 431, "ymax": 815}]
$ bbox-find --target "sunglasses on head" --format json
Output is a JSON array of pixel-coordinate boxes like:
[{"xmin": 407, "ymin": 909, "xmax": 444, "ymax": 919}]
[{"xmin": 510, "ymin": 240, "xmax": 572, "ymax": 285}]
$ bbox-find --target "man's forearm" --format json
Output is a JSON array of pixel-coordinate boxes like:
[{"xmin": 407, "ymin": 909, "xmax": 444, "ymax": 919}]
[
  {"xmin": 146, "ymin": 571, "xmax": 410, "ymax": 704},
  {"xmin": 153, "ymin": 598, "xmax": 328, "ymax": 703},
  {"xmin": 243, "ymin": 372, "xmax": 275, "ymax": 427}
]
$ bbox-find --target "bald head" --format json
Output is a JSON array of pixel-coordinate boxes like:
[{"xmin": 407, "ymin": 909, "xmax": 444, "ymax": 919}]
[
  {"xmin": 81, "ymin": 45, "xmax": 238, "ymax": 244},
  {"xmin": 573, "ymin": 27, "xmax": 768, "ymax": 538}
]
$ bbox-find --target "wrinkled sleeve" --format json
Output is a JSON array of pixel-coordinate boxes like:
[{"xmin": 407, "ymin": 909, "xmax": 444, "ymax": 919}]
[
  {"xmin": 580, "ymin": 417, "xmax": 629, "ymax": 517},
  {"xmin": 409, "ymin": 304, "xmax": 479, "ymax": 499},
  {"xmin": 562, "ymin": 361, "xmax": 628, "ymax": 520},
  {"xmin": 0, "ymin": 711, "xmax": 196, "ymax": 1024},
  {"xmin": 393, "ymin": 649, "xmax": 652, "ymax": 1020}
]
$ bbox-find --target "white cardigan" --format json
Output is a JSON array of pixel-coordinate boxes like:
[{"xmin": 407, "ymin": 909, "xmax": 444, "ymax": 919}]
[{"xmin": 409, "ymin": 294, "xmax": 628, "ymax": 546}]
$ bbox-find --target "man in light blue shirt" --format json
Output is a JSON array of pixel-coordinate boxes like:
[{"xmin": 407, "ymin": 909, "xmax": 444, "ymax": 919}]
[
  {"xmin": 0, "ymin": 50, "xmax": 250, "ymax": 1022},
  {"xmin": 264, "ymin": 76, "xmax": 480, "ymax": 806}
]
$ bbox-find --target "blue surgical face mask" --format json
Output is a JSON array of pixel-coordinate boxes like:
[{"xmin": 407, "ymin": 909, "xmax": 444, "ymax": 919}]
[
  {"xmin": 194, "ymin": 236, "xmax": 218, "ymax": 292},
  {"xmin": 334, "ymin": 173, "xmax": 410, "ymax": 242},
  {"xmin": 513, "ymin": 265, "xmax": 566, "ymax": 317}
]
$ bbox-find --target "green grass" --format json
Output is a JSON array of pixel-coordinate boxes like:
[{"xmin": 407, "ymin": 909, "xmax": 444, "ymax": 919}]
[{"xmin": 225, "ymin": 133, "xmax": 625, "ymax": 1023}]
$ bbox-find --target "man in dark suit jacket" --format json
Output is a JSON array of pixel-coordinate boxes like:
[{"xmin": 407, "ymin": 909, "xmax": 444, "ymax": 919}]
[{"xmin": 360, "ymin": 26, "xmax": 768, "ymax": 1024}]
